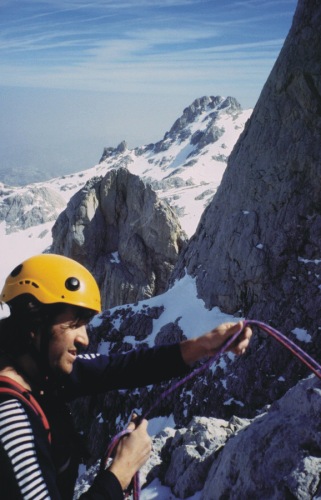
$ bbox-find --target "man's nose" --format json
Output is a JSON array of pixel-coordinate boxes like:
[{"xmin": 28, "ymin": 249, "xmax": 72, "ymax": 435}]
[{"xmin": 75, "ymin": 325, "xmax": 89, "ymax": 347}]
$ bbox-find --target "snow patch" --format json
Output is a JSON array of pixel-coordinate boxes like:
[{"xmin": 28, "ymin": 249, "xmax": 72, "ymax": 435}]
[{"xmin": 291, "ymin": 328, "xmax": 312, "ymax": 343}]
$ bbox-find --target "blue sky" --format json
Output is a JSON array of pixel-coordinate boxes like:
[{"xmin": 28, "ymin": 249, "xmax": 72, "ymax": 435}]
[{"xmin": 0, "ymin": 0, "xmax": 297, "ymax": 182}]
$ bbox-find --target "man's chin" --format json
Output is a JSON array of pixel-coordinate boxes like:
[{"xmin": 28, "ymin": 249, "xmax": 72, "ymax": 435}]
[{"xmin": 52, "ymin": 360, "xmax": 74, "ymax": 376}]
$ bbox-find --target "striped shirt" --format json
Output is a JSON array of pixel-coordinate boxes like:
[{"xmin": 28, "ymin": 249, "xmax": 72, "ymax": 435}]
[
  {"xmin": 0, "ymin": 399, "xmax": 50, "ymax": 499},
  {"xmin": 0, "ymin": 343, "xmax": 189, "ymax": 499}
]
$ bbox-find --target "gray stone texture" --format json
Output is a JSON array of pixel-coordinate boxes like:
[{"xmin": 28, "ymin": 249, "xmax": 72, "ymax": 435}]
[
  {"xmin": 171, "ymin": 0, "xmax": 321, "ymax": 410},
  {"xmin": 201, "ymin": 376, "xmax": 321, "ymax": 500},
  {"xmin": 0, "ymin": 185, "xmax": 66, "ymax": 233},
  {"xmin": 51, "ymin": 167, "xmax": 187, "ymax": 309}
]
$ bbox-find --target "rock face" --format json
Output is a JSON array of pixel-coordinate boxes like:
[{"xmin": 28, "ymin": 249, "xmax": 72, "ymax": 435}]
[
  {"xmin": 160, "ymin": 96, "xmax": 241, "ymax": 152},
  {"xmin": 201, "ymin": 376, "xmax": 321, "ymax": 500},
  {"xmin": 99, "ymin": 140, "xmax": 128, "ymax": 163},
  {"xmin": 76, "ymin": 375, "xmax": 321, "ymax": 499},
  {"xmin": 151, "ymin": 376, "xmax": 321, "ymax": 500},
  {"xmin": 71, "ymin": 3, "xmax": 321, "ymax": 496},
  {"xmin": 97, "ymin": 95, "xmax": 251, "ymax": 237},
  {"xmin": 51, "ymin": 167, "xmax": 187, "ymax": 309},
  {"xmin": 171, "ymin": 0, "xmax": 321, "ymax": 406},
  {"xmin": 0, "ymin": 184, "xmax": 66, "ymax": 234},
  {"xmin": 161, "ymin": 415, "xmax": 248, "ymax": 499}
]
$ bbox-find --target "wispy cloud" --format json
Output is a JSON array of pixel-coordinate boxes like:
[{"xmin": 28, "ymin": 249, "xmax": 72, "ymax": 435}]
[
  {"xmin": 0, "ymin": 0, "xmax": 297, "ymax": 104},
  {"xmin": 0, "ymin": 35, "xmax": 281, "ymax": 98},
  {"xmin": 0, "ymin": 0, "xmax": 298, "ymax": 178}
]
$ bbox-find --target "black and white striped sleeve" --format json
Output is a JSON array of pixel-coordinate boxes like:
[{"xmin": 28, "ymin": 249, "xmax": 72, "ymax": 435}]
[{"xmin": 0, "ymin": 398, "xmax": 51, "ymax": 500}]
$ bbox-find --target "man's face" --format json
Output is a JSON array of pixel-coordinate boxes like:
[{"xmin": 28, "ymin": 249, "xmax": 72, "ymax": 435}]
[{"xmin": 47, "ymin": 306, "xmax": 89, "ymax": 375}]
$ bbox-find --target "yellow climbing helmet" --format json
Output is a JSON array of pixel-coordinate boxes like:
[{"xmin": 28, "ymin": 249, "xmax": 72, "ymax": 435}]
[{"xmin": 1, "ymin": 254, "xmax": 101, "ymax": 313}]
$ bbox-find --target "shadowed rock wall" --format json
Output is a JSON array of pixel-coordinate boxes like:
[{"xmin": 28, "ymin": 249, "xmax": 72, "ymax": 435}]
[
  {"xmin": 171, "ymin": 0, "xmax": 321, "ymax": 407},
  {"xmin": 51, "ymin": 168, "xmax": 187, "ymax": 309}
]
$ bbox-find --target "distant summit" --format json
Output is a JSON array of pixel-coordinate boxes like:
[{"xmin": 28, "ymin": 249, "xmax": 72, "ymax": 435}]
[
  {"xmin": 96, "ymin": 95, "xmax": 251, "ymax": 236},
  {"xmin": 168, "ymin": 96, "xmax": 241, "ymax": 138},
  {"xmin": 0, "ymin": 94, "xmax": 251, "ymax": 241}
]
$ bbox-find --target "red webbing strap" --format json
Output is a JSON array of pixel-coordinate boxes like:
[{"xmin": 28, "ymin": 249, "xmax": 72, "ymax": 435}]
[{"xmin": 0, "ymin": 375, "xmax": 51, "ymax": 443}]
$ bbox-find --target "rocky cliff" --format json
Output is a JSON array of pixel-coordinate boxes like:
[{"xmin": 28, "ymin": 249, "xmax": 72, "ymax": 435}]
[
  {"xmin": 74, "ymin": 1, "xmax": 321, "ymax": 497},
  {"xmin": 171, "ymin": 0, "xmax": 321, "ymax": 410},
  {"xmin": 51, "ymin": 167, "xmax": 187, "ymax": 309},
  {"xmin": 0, "ymin": 184, "xmax": 65, "ymax": 234},
  {"xmin": 141, "ymin": 375, "xmax": 321, "ymax": 499},
  {"xmin": 2, "ymin": 0, "xmax": 320, "ymax": 496},
  {"xmin": 97, "ymin": 95, "xmax": 251, "ymax": 237}
]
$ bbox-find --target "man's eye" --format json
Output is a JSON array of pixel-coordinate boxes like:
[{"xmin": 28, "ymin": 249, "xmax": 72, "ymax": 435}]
[
  {"xmin": 68, "ymin": 323, "xmax": 78, "ymax": 329},
  {"xmin": 60, "ymin": 322, "xmax": 76, "ymax": 330}
]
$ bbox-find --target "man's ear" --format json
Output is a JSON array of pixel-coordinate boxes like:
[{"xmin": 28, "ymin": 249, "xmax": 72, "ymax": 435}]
[{"xmin": 29, "ymin": 330, "xmax": 41, "ymax": 349}]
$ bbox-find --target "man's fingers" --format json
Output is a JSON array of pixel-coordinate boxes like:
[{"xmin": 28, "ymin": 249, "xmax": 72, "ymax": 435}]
[
  {"xmin": 127, "ymin": 421, "xmax": 136, "ymax": 432},
  {"xmin": 127, "ymin": 413, "xmax": 137, "ymax": 431},
  {"xmin": 127, "ymin": 413, "xmax": 146, "ymax": 432},
  {"xmin": 231, "ymin": 325, "xmax": 252, "ymax": 354}
]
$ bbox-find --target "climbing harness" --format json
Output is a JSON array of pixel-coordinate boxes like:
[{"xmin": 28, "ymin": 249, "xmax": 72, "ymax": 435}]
[
  {"xmin": 0, "ymin": 375, "xmax": 51, "ymax": 443},
  {"xmin": 103, "ymin": 319, "xmax": 321, "ymax": 499}
]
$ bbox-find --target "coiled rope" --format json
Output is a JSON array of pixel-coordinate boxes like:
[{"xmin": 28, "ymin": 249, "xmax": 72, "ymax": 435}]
[{"xmin": 103, "ymin": 319, "xmax": 321, "ymax": 498}]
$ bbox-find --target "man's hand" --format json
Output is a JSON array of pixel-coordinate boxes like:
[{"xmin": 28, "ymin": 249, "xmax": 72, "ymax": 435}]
[
  {"xmin": 109, "ymin": 415, "xmax": 152, "ymax": 490},
  {"xmin": 180, "ymin": 321, "xmax": 252, "ymax": 366}
]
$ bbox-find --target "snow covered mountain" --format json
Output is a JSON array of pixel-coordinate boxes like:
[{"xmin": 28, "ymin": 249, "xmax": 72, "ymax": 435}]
[
  {"xmin": 2, "ymin": 2, "xmax": 321, "ymax": 496},
  {"xmin": 0, "ymin": 95, "xmax": 253, "ymax": 498},
  {"xmin": 0, "ymin": 95, "xmax": 251, "ymax": 290}
]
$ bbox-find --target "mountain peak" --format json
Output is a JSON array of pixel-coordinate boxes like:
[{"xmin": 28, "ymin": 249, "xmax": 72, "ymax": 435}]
[
  {"xmin": 0, "ymin": 96, "xmax": 252, "ymax": 266},
  {"xmin": 167, "ymin": 95, "xmax": 242, "ymax": 140},
  {"xmin": 99, "ymin": 140, "xmax": 128, "ymax": 163},
  {"xmin": 94, "ymin": 96, "xmax": 251, "ymax": 235}
]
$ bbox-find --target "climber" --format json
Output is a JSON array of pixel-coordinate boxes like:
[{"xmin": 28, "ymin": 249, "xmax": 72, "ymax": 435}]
[{"xmin": 0, "ymin": 254, "xmax": 252, "ymax": 499}]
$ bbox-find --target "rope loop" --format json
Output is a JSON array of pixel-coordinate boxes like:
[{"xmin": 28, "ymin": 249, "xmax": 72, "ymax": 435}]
[{"xmin": 103, "ymin": 319, "xmax": 321, "ymax": 498}]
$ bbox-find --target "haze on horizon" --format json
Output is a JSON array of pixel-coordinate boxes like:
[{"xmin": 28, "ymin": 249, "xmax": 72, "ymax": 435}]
[{"xmin": 0, "ymin": 0, "xmax": 297, "ymax": 184}]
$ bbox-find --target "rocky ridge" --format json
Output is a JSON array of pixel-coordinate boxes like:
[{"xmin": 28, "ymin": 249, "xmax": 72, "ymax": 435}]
[
  {"xmin": 0, "ymin": 95, "xmax": 251, "ymax": 244},
  {"xmin": 74, "ymin": 0, "xmax": 321, "ymax": 497},
  {"xmin": 51, "ymin": 168, "xmax": 187, "ymax": 309},
  {"xmin": 94, "ymin": 95, "xmax": 251, "ymax": 237},
  {"xmin": 171, "ymin": 0, "xmax": 321, "ymax": 412},
  {"xmin": 0, "ymin": 184, "xmax": 65, "ymax": 234},
  {"xmin": 2, "ymin": 0, "xmax": 321, "ymax": 495},
  {"xmin": 75, "ymin": 372, "xmax": 321, "ymax": 499}
]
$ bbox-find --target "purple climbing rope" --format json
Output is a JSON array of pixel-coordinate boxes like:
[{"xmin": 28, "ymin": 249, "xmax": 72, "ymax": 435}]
[
  {"xmin": 245, "ymin": 320, "xmax": 321, "ymax": 379},
  {"xmin": 102, "ymin": 319, "xmax": 321, "ymax": 499}
]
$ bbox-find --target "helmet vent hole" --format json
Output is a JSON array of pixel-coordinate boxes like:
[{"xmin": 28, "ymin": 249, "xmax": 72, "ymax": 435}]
[
  {"xmin": 65, "ymin": 277, "xmax": 80, "ymax": 292},
  {"xmin": 11, "ymin": 264, "xmax": 23, "ymax": 277}
]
